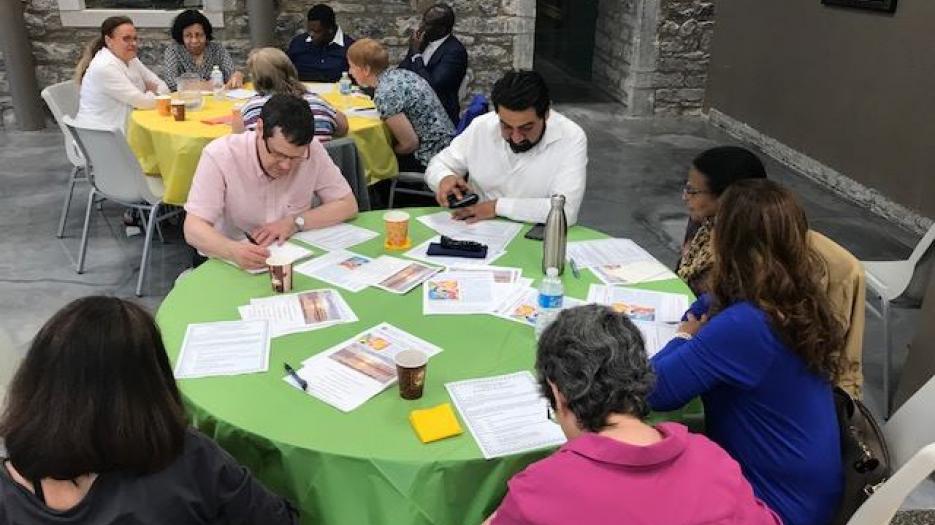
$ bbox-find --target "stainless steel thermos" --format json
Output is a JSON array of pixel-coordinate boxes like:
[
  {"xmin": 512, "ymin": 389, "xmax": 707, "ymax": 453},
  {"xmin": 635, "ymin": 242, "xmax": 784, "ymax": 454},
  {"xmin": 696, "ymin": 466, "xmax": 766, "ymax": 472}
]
[{"xmin": 542, "ymin": 194, "xmax": 567, "ymax": 275}]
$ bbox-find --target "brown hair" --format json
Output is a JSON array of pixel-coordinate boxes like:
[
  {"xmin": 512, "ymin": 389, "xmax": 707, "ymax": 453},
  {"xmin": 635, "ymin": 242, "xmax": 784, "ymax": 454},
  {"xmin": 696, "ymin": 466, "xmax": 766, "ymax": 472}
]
[
  {"xmin": 74, "ymin": 16, "xmax": 134, "ymax": 84},
  {"xmin": 708, "ymin": 179, "xmax": 846, "ymax": 381},
  {"xmin": 247, "ymin": 47, "xmax": 307, "ymax": 97},
  {"xmin": 346, "ymin": 38, "xmax": 389, "ymax": 74},
  {"xmin": 0, "ymin": 296, "xmax": 187, "ymax": 481}
]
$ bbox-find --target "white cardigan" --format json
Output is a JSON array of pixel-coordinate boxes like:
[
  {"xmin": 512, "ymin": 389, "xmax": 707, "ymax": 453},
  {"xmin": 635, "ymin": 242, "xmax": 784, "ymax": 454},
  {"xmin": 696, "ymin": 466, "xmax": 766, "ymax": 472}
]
[{"xmin": 75, "ymin": 47, "xmax": 168, "ymax": 132}]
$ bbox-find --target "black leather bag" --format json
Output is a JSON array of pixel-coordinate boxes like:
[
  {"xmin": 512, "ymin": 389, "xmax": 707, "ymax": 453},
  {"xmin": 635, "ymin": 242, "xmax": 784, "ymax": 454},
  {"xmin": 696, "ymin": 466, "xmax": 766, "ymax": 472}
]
[{"xmin": 830, "ymin": 386, "xmax": 891, "ymax": 525}]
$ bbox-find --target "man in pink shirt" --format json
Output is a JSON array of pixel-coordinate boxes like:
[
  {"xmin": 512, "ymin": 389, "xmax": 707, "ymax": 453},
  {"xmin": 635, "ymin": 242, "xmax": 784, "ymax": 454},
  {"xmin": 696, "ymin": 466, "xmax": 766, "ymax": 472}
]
[
  {"xmin": 184, "ymin": 94, "xmax": 357, "ymax": 270},
  {"xmin": 485, "ymin": 305, "xmax": 782, "ymax": 525}
]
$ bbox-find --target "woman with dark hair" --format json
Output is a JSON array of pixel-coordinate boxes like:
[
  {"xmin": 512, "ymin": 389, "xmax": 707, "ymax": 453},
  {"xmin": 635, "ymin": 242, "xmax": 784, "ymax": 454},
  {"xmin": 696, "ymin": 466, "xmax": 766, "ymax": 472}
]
[
  {"xmin": 163, "ymin": 9, "xmax": 243, "ymax": 91},
  {"xmin": 676, "ymin": 145, "xmax": 767, "ymax": 294},
  {"xmin": 649, "ymin": 179, "xmax": 846, "ymax": 525},
  {"xmin": 0, "ymin": 296, "xmax": 297, "ymax": 524},
  {"xmin": 74, "ymin": 16, "xmax": 168, "ymax": 132},
  {"xmin": 484, "ymin": 305, "xmax": 781, "ymax": 525}
]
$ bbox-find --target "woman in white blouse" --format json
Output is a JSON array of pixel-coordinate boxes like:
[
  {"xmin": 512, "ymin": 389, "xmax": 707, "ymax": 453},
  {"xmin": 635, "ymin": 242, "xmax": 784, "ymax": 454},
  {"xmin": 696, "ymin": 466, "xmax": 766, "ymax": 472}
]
[{"xmin": 74, "ymin": 16, "xmax": 168, "ymax": 132}]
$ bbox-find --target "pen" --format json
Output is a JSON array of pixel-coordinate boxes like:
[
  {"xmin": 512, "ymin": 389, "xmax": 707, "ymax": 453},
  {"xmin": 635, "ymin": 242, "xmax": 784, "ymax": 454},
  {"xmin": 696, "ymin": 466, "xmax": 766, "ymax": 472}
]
[
  {"xmin": 243, "ymin": 230, "xmax": 259, "ymax": 245},
  {"xmin": 284, "ymin": 362, "xmax": 307, "ymax": 391},
  {"xmin": 569, "ymin": 258, "xmax": 581, "ymax": 279}
]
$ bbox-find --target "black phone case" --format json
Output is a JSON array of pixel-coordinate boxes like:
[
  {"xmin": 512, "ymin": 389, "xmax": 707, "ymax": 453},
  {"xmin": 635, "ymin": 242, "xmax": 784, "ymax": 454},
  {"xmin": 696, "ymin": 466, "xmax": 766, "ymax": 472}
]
[{"xmin": 427, "ymin": 243, "xmax": 488, "ymax": 259}]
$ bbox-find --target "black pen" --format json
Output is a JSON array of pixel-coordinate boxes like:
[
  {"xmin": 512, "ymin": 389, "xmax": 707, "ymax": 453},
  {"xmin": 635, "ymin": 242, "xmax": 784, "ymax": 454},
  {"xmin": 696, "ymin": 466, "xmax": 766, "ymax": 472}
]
[
  {"xmin": 243, "ymin": 230, "xmax": 259, "ymax": 245},
  {"xmin": 284, "ymin": 362, "xmax": 307, "ymax": 391}
]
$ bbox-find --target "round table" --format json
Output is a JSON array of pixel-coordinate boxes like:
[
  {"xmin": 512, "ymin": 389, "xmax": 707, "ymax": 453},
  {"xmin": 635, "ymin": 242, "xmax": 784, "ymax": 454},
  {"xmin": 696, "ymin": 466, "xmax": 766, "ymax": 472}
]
[
  {"xmin": 127, "ymin": 86, "xmax": 398, "ymax": 206},
  {"xmin": 156, "ymin": 208, "xmax": 698, "ymax": 525}
]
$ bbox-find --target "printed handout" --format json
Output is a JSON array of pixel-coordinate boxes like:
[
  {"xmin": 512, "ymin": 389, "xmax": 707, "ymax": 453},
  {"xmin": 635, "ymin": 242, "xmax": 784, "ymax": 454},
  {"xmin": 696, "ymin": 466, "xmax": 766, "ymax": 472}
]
[
  {"xmin": 631, "ymin": 319, "xmax": 679, "ymax": 358},
  {"xmin": 566, "ymin": 238, "xmax": 656, "ymax": 269},
  {"xmin": 220, "ymin": 241, "xmax": 314, "ymax": 275},
  {"xmin": 492, "ymin": 287, "xmax": 585, "ymax": 327},
  {"xmin": 417, "ymin": 212, "xmax": 523, "ymax": 253},
  {"xmin": 446, "ymin": 371, "xmax": 567, "ymax": 459},
  {"xmin": 405, "ymin": 236, "xmax": 505, "ymax": 267},
  {"xmin": 175, "ymin": 320, "xmax": 270, "ymax": 379},
  {"xmin": 591, "ymin": 260, "xmax": 677, "ymax": 285},
  {"xmin": 423, "ymin": 271, "xmax": 497, "ymax": 315},
  {"xmin": 374, "ymin": 260, "xmax": 441, "ymax": 294},
  {"xmin": 294, "ymin": 250, "xmax": 375, "ymax": 292},
  {"xmin": 239, "ymin": 289, "xmax": 357, "ymax": 337},
  {"xmin": 293, "ymin": 223, "xmax": 378, "ymax": 251},
  {"xmin": 285, "ymin": 323, "xmax": 443, "ymax": 412},
  {"xmin": 586, "ymin": 285, "xmax": 689, "ymax": 323}
]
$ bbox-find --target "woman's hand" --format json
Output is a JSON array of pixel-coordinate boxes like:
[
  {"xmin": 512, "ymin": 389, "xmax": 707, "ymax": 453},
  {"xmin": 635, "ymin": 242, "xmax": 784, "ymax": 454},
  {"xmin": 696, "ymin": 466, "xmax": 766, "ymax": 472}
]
[
  {"xmin": 677, "ymin": 312, "xmax": 708, "ymax": 336},
  {"xmin": 226, "ymin": 71, "xmax": 244, "ymax": 89}
]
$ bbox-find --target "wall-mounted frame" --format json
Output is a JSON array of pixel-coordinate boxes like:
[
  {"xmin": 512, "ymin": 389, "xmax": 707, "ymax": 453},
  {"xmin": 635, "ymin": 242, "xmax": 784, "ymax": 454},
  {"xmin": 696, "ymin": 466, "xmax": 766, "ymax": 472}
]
[{"xmin": 822, "ymin": 0, "xmax": 898, "ymax": 13}]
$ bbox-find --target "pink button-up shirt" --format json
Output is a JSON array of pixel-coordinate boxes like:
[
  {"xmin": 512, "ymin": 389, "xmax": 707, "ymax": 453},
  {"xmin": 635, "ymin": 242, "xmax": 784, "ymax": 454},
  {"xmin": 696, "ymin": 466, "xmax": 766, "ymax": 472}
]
[
  {"xmin": 492, "ymin": 422, "xmax": 782, "ymax": 525},
  {"xmin": 185, "ymin": 130, "xmax": 352, "ymax": 240}
]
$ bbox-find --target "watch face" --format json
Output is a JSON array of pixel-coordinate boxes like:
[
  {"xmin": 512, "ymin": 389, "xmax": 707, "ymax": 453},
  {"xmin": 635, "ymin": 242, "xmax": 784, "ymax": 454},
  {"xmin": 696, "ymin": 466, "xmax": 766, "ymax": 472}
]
[{"xmin": 295, "ymin": 216, "xmax": 305, "ymax": 230}]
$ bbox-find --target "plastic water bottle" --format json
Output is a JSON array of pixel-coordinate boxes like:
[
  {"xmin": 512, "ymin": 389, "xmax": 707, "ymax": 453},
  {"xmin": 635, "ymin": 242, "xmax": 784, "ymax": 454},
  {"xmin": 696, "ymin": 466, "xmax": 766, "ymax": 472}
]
[
  {"xmin": 535, "ymin": 267, "xmax": 564, "ymax": 338},
  {"xmin": 210, "ymin": 66, "xmax": 225, "ymax": 101},
  {"xmin": 339, "ymin": 71, "xmax": 352, "ymax": 95}
]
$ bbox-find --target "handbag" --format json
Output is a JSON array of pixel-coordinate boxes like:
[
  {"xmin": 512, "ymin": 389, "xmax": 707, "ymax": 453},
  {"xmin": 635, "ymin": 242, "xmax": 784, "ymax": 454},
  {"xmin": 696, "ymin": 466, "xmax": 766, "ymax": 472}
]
[{"xmin": 830, "ymin": 386, "xmax": 891, "ymax": 525}]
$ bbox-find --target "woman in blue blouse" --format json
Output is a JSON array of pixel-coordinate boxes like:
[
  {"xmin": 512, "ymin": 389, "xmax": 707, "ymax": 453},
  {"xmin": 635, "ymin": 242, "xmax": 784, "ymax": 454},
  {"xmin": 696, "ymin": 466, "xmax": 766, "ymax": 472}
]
[{"xmin": 649, "ymin": 179, "xmax": 846, "ymax": 525}]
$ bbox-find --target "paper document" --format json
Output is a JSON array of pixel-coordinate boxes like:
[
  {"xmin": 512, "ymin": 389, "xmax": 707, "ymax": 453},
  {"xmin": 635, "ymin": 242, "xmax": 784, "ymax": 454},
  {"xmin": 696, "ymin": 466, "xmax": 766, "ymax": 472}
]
[
  {"xmin": 347, "ymin": 108, "xmax": 381, "ymax": 119},
  {"xmin": 175, "ymin": 320, "xmax": 270, "ymax": 379},
  {"xmin": 294, "ymin": 250, "xmax": 375, "ymax": 292},
  {"xmin": 586, "ymin": 285, "xmax": 689, "ymax": 323},
  {"xmin": 632, "ymin": 320, "xmax": 679, "ymax": 358},
  {"xmin": 566, "ymin": 238, "xmax": 656, "ymax": 269},
  {"xmin": 417, "ymin": 212, "xmax": 523, "ymax": 253},
  {"xmin": 493, "ymin": 287, "xmax": 585, "ymax": 327},
  {"xmin": 423, "ymin": 271, "xmax": 497, "ymax": 315},
  {"xmin": 446, "ymin": 371, "xmax": 567, "ymax": 459},
  {"xmin": 225, "ymin": 88, "xmax": 258, "ymax": 99},
  {"xmin": 286, "ymin": 323, "xmax": 443, "ymax": 412},
  {"xmin": 218, "ymin": 241, "xmax": 313, "ymax": 274},
  {"xmin": 293, "ymin": 223, "xmax": 378, "ymax": 251},
  {"xmin": 446, "ymin": 265, "xmax": 522, "ymax": 284},
  {"xmin": 369, "ymin": 258, "xmax": 441, "ymax": 294},
  {"xmin": 302, "ymin": 82, "xmax": 333, "ymax": 94},
  {"xmin": 239, "ymin": 289, "xmax": 357, "ymax": 337},
  {"xmin": 405, "ymin": 236, "xmax": 505, "ymax": 267},
  {"xmin": 591, "ymin": 261, "xmax": 677, "ymax": 285}
]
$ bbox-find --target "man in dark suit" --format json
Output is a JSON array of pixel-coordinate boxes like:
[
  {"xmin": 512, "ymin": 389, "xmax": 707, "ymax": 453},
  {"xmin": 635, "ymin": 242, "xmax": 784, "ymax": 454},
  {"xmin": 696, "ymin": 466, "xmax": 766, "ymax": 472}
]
[
  {"xmin": 398, "ymin": 3, "xmax": 468, "ymax": 125},
  {"xmin": 286, "ymin": 4, "xmax": 354, "ymax": 82}
]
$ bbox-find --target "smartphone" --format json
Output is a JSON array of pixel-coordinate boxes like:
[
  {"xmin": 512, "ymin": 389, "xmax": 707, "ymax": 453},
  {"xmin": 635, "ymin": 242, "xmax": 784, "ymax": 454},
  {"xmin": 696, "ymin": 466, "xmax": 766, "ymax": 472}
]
[{"xmin": 524, "ymin": 223, "xmax": 545, "ymax": 241}]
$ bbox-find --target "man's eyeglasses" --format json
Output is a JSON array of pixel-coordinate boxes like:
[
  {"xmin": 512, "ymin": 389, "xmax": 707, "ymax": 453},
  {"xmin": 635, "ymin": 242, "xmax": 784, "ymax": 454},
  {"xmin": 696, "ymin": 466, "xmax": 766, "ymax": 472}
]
[
  {"xmin": 264, "ymin": 137, "xmax": 311, "ymax": 163},
  {"xmin": 682, "ymin": 184, "xmax": 711, "ymax": 197}
]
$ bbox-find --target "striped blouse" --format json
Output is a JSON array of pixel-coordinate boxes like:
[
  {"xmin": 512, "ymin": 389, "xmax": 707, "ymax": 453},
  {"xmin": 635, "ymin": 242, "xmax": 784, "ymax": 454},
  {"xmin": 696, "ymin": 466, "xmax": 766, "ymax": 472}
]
[
  {"xmin": 163, "ymin": 41, "xmax": 235, "ymax": 91},
  {"xmin": 240, "ymin": 92, "xmax": 339, "ymax": 141}
]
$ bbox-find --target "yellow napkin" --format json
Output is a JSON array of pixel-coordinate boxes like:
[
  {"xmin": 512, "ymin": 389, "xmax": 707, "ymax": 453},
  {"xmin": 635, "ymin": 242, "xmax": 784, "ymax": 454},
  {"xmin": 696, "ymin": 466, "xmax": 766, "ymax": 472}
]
[{"xmin": 409, "ymin": 403, "xmax": 464, "ymax": 443}]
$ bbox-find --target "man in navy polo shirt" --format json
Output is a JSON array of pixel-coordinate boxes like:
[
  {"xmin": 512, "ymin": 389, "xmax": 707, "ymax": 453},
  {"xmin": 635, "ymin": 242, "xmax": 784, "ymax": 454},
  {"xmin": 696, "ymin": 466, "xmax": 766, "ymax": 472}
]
[{"xmin": 286, "ymin": 4, "xmax": 354, "ymax": 82}]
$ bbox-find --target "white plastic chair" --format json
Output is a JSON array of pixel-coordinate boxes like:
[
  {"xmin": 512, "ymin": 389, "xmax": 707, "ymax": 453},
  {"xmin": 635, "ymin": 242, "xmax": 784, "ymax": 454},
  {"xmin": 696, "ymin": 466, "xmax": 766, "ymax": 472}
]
[
  {"xmin": 40, "ymin": 81, "xmax": 87, "ymax": 238},
  {"xmin": 63, "ymin": 116, "xmax": 182, "ymax": 297},
  {"xmin": 862, "ymin": 223, "xmax": 935, "ymax": 416},
  {"xmin": 388, "ymin": 171, "xmax": 435, "ymax": 209}
]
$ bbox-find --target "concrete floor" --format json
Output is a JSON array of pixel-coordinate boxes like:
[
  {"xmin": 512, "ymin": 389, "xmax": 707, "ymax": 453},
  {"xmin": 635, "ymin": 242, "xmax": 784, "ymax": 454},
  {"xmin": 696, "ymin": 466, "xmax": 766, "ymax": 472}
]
[{"xmin": 1, "ymin": 94, "xmax": 932, "ymax": 516}]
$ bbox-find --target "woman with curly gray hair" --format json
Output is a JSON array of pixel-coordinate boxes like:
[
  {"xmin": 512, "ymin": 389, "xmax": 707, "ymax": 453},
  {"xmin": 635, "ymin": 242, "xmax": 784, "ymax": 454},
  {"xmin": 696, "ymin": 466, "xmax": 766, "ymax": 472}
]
[{"xmin": 483, "ymin": 304, "xmax": 780, "ymax": 525}]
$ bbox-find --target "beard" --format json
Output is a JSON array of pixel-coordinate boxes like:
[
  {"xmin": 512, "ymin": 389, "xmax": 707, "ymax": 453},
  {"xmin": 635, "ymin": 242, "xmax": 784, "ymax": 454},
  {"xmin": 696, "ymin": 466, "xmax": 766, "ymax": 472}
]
[{"xmin": 506, "ymin": 121, "xmax": 546, "ymax": 153}]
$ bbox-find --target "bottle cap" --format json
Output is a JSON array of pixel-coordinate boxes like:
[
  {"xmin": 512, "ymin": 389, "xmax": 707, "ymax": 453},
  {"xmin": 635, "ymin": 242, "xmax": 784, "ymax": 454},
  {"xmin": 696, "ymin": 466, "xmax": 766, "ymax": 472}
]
[{"xmin": 546, "ymin": 267, "xmax": 558, "ymax": 277}]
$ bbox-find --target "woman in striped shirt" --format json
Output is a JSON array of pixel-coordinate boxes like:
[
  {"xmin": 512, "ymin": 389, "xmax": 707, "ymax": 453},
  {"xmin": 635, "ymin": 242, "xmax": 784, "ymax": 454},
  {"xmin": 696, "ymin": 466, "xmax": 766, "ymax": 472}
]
[{"xmin": 233, "ymin": 47, "xmax": 348, "ymax": 141}]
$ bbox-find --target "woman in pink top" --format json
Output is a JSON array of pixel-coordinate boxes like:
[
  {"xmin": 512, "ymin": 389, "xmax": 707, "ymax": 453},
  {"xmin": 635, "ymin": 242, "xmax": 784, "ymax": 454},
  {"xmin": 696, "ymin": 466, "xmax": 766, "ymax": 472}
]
[{"xmin": 485, "ymin": 304, "xmax": 782, "ymax": 525}]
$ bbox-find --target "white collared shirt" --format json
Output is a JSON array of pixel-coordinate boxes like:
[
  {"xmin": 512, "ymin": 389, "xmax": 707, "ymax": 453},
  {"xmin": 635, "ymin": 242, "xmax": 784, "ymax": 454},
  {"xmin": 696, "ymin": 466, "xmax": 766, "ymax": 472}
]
[
  {"xmin": 425, "ymin": 110, "xmax": 589, "ymax": 225},
  {"xmin": 419, "ymin": 34, "xmax": 450, "ymax": 64},
  {"xmin": 306, "ymin": 26, "xmax": 346, "ymax": 47},
  {"xmin": 76, "ymin": 47, "xmax": 168, "ymax": 132}
]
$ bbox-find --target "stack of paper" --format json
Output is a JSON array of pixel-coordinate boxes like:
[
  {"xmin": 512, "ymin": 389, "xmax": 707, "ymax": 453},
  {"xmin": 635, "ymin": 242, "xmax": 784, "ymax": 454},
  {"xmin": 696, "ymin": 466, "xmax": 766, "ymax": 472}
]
[
  {"xmin": 175, "ymin": 320, "xmax": 270, "ymax": 379},
  {"xmin": 238, "ymin": 289, "xmax": 357, "ymax": 338},
  {"xmin": 293, "ymin": 223, "xmax": 378, "ymax": 251},
  {"xmin": 284, "ymin": 323, "xmax": 443, "ymax": 412},
  {"xmin": 358, "ymin": 256, "xmax": 441, "ymax": 294},
  {"xmin": 417, "ymin": 211, "xmax": 523, "ymax": 254},
  {"xmin": 405, "ymin": 236, "xmax": 506, "ymax": 267},
  {"xmin": 446, "ymin": 371, "xmax": 566, "ymax": 459},
  {"xmin": 422, "ymin": 267, "xmax": 531, "ymax": 315},
  {"xmin": 492, "ymin": 286, "xmax": 585, "ymax": 327},
  {"xmin": 294, "ymin": 250, "xmax": 377, "ymax": 292},
  {"xmin": 586, "ymin": 284, "xmax": 687, "ymax": 357},
  {"xmin": 225, "ymin": 88, "xmax": 258, "ymax": 99},
  {"xmin": 567, "ymin": 238, "xmax": 677, "ymax": 284}
]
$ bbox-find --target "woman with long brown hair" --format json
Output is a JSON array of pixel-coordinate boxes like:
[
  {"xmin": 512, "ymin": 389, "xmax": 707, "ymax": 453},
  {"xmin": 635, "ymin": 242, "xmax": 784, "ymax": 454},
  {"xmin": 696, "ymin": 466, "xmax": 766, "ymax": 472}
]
[
  {"xmin": 648, "ymin": 179, "xmax": 846, "ymax": 525},
  {"xmin": 74, "ymin": 16, "xmax": 168, "ymax": 132}
]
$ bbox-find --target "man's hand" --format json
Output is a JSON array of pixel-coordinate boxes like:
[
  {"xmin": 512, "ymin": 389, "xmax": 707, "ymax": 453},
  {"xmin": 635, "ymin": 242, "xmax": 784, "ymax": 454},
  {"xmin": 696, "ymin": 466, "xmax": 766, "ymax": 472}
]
[
  {"xmin": 252, "ymin": 217, "xmax": 296, "ymax": 246},
  {"xmin": 451, "ymin": 200, "xmax": 497, "ymax": 224},
  {"xmin": 226, "ymin": 71, "xmax": 245, "ymax": 89},
  {"xmin": 409, "ymin": 27, "xmax": 427, "ymax": 54},
  {"xmin": 677, "ymin": 312, "xmax": 708, "ymax": 336},
  {"xmin": 436, "ymin": 175, "xmax": 471, "ymax": 207},
  {"xmin": 230, "ymin": 242, "xmax": 270, "ymax": 270}
]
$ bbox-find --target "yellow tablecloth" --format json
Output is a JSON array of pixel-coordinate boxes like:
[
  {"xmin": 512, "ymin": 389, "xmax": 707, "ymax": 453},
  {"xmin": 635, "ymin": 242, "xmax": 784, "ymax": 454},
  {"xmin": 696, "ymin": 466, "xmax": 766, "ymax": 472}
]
[{"xmin": 127, "ymin": 86, "xmax": 398, "ymax": 206}]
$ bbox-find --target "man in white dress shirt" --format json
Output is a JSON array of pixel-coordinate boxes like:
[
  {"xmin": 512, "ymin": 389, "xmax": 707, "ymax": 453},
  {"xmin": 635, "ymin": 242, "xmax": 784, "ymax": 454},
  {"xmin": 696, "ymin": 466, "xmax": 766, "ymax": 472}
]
[
  {"xmin": 426, "ymin": 70, "xmax": 588, "ymax": 225},
  {"xmin": 75, "ymin": 16, "xmax": 168, "ymax": 132}
]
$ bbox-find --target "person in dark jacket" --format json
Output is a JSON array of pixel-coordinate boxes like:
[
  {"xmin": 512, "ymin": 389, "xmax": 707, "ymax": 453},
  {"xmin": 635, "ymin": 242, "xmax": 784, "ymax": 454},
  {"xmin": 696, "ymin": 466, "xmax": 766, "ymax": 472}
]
[{"xmin": 286, "ymin": 4, "xmax": 354, "ymax": 82}]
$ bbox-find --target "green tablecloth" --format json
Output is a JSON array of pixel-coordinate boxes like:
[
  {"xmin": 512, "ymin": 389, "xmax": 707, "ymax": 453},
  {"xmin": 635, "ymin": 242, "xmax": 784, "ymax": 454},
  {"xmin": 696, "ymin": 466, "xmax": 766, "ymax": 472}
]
[{"xmin": 156, "ymin": 207, "xmax": 698, "ymax": 525}]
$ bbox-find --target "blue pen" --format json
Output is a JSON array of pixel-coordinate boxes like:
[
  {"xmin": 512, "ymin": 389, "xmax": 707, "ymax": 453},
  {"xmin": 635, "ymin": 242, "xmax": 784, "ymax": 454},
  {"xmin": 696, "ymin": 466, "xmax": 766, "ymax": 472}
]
[
  {"xmin": 284, "ymin": 362, "xmax": 307, "ymax": 391},
  {"xmin": 569, "ymin": 257, "xmax": 581, "ymax": 279}
]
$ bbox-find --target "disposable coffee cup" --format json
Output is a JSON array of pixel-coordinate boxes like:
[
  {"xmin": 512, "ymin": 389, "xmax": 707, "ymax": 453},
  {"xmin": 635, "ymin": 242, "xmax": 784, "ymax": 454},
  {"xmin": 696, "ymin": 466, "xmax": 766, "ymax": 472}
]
[
  {"xmin": 383, "ymin": 210, "xmax": 411, "ymax": 250},
  {"xmin": 170, "ymin": 99, "xmax": 186, "ymax": 121},
  {"xmin": 395, "ymin": 349, "xmax": 428, "ymax": 400},
  {"xmin": 266, "ymin": 255, "xmax": 293, "ymax": 293},
  {"xmin": 155, "ymin": 95, "xmax": 171, "ymax": 117}
]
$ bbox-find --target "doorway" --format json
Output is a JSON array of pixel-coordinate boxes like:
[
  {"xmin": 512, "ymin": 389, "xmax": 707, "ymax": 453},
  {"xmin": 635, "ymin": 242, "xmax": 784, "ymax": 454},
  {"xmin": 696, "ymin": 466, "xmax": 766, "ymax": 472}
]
[{"xmin": 534, "ymin": 0, "xmax": 603, "ymax": 101}]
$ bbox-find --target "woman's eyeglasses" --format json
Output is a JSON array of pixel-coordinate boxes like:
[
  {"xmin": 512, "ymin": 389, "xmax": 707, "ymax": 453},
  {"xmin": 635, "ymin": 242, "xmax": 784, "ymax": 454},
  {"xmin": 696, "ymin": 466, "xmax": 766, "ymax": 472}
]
[{"xmin": 682, "ymin": 184, "xmax": 711, "ymax": 197}]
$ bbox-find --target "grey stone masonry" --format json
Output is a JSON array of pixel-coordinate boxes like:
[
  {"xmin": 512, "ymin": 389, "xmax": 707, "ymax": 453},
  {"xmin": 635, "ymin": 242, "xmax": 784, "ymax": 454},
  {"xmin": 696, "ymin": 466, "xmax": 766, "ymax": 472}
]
[
  {"xmin": 654, "ymin": 0, "xmax": 714, "ymax": 115},
  {"xmin": 0, "ymin": 0, "xmax": 536, "ymax": 122}
]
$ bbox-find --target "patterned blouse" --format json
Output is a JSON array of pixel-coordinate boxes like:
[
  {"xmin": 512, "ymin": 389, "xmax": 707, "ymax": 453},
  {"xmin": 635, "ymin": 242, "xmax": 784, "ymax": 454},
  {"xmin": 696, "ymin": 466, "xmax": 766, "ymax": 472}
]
[
  {"xmin": 163, "ymin": 41, "xmax": 235, "ymax": 91},
  {"xmin": 240, "ymin": 92, "xmax": 339, "ymax": 141},
  {"xmin": 373, "ymin": 68, "xmax": 454, "ymax": 166}
]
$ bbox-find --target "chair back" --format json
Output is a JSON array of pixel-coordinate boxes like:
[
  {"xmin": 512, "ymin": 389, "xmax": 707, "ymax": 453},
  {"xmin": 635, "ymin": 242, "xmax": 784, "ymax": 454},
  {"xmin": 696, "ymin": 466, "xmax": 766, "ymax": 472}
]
[
  {"xmin": 909, "ymin": 223, "xmax": 935, "ymax": 267},
  {"xmin": 323, "ymin": 137, "xmax": 371, "ymax": 211},
  {"xmin": 884, "ymin": 374, "xmax": 935, "ymax": 471},
  {"xmin": 900, "ymin": 224, "xmax": 935, "ymax": 304},
  {"xmin": 62, "ymin": 116, "xmax": 159, "ymax": 205},
  {"xmin": 40, "ymin": 81, "xmax": 85, "ymax": 169},
  {"xmin": 809, "ymin": 231, "xmax": 866, "ymax": 398}
]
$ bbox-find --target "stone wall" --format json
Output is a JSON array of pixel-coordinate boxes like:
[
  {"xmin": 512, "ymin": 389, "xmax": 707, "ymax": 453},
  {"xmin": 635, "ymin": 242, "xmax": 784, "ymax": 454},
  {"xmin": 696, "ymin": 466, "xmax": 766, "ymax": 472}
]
[
  {"xmin": 591, "ymin": 0, "xmax": 638, "ymax": 104},
  {"xmin": 654, "ymin": 0, "xmax": 714, "ymax": 115},
  {"xmin": 0, "ymin": 0, "xmax": 535, "ymax": 123}
]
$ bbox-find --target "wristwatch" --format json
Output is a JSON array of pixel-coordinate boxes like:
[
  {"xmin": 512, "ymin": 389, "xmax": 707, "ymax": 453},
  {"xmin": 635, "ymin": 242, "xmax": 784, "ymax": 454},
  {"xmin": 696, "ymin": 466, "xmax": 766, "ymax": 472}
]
[{"xmin": 293, "ymin": 215, "xmax": 305, "ymax": 233}]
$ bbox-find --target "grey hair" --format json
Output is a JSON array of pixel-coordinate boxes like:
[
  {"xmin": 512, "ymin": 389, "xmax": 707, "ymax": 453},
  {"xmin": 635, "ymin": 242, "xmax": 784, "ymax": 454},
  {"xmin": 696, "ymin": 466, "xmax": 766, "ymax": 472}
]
[{"xmin": 536, "ymin": 304, "xmax": 655, "ymax": 432}]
